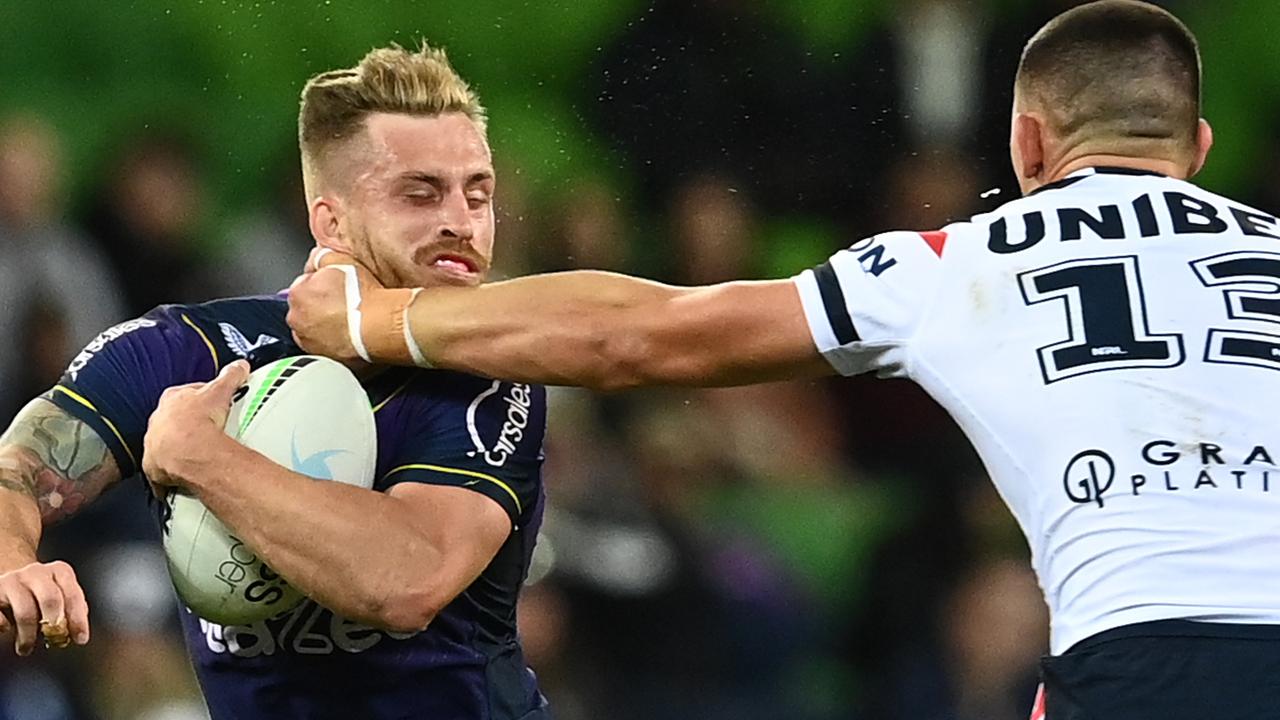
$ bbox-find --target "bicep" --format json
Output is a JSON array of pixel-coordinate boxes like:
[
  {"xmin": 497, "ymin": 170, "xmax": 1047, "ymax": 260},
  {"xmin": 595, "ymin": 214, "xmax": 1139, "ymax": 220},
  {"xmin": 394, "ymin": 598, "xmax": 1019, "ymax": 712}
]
[
  {"xmin": 386, "ymin": 482, "xmax": 510, "ymax": 594},
  {"xmin": 0, "ymin": 398, "xmax": 122, "ymax": 525},
  {"xmin": 636, "ymin": 279, "xmax": 834, "ymax": 387}
]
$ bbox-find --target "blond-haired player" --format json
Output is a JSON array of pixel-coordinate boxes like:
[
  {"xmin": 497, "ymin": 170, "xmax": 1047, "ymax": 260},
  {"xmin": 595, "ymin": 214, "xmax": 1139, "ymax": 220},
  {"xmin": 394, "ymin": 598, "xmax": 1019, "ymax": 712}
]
[{"xmin": 0, "ymin": 44, "xmax": 552, "ymax": 719}]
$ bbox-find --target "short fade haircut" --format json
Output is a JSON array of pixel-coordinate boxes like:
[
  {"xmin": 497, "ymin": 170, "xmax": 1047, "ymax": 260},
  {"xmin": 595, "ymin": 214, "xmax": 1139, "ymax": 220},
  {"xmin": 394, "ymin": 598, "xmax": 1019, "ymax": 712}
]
[
  {"xmin": 1015, "ymin": 0, "xmax": 1201, "ymax": 153},
  {"xmin": 298, "ymin": 43, "xmax": 486, "ymax": 194}
]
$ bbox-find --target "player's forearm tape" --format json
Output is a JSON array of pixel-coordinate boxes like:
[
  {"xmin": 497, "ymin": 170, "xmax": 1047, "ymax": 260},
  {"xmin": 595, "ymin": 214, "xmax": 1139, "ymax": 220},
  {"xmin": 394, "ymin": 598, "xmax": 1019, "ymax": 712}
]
[{"xmin": 331, "ymin": 266, "xmax": 431, "ymax": 368}]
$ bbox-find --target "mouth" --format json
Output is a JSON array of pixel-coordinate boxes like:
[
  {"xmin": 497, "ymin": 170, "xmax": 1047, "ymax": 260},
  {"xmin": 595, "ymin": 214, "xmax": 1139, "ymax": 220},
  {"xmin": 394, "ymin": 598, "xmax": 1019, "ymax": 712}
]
[{"xmin": 423, "ymin": 250, "xmax": 483, "ymax": 281}]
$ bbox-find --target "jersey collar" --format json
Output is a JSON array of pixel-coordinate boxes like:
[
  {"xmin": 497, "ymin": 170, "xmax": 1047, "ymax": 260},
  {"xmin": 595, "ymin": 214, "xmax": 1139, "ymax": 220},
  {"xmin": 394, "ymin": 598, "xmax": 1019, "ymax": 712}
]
[{"xmin": 1029, "ymin": 166, "xmax": 1167, "ymax": 197}]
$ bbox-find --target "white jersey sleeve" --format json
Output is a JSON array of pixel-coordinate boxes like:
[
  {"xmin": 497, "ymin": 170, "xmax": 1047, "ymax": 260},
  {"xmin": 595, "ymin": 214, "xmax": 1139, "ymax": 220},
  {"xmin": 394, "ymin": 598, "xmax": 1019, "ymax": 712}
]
[{"xmin": 793, "ymin": 231, "xmax": 948, "ymax": 377}]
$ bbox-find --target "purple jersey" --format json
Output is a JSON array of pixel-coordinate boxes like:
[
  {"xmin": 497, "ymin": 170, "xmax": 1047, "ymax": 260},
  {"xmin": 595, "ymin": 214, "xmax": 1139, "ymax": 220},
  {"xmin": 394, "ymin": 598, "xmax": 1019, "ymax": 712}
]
[{"xmin": 46, "ymin": 296, "xmax": 551, "ymax": 720}]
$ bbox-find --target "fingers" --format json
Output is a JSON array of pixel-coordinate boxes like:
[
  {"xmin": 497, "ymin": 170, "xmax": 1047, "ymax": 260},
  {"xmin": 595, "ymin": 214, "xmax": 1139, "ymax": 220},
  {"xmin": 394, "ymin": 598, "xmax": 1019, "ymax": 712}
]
[
  {"xmin": 0, "ymin": 576, "xmax": 40, "ymax": 656},
  {"xmin": 25, "ymin": 570, "xmax": 66, "ymax": 648},
  {"xmin": 306, "ymin": 246, "xmax": 357, "ymax": 272},
  {"xmin": 0, "ymin": 563, "xmax": 92, "ymax": 655},
  {"xmin": 220, "ymin": 359, "xmax": 252, "ymax": 386},
  {"xmin": 305, "ymin": 246, "xmax": 333, "ymax": 272},
  {"xmin": 304, "ymin": 247, "xmax": 383, "ymax": 290},
  {"xmin": 198, "ymin": 360, "xmax": 251, "ymax": 400},
  {"xmin": 50, "ymin": 562, "xmax": 89, "ymax": 646},
  {"xmin": 147, "ymin": 478, "xmax": 169, "ymax": 502}
]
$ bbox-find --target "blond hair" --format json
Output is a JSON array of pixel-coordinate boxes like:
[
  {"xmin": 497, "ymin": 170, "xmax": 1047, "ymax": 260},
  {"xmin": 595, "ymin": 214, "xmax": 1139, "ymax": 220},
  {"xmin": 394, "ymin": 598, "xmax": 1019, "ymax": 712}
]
[{"xmin": 298, "ymin": 43, "xmax": 486, "ymax": 193}]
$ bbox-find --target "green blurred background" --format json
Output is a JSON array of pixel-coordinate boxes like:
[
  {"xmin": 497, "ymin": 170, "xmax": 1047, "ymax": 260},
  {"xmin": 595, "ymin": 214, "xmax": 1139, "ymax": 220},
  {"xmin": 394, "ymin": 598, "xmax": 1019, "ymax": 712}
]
[
  {"xmin": 1, "ymin": 2, "xmax": 1278, "ymax": 719},
  {"xmin": 3, "ymin": 0, "xmax": 1276, "ymax": 250}
]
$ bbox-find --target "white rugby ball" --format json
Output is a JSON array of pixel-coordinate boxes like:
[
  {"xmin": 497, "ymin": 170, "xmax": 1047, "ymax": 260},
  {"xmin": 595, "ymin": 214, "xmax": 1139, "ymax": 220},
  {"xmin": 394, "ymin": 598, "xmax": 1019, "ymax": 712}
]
[{"xmin": 161, "ymin": 355, "xmax": 377, "ymax": 625}]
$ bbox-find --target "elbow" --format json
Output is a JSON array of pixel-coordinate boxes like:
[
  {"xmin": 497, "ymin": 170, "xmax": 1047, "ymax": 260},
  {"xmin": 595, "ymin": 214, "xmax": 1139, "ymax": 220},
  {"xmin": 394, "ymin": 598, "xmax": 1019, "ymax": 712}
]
[
  {"xmin": 588, "ymin": 333, "xmax": 653, "ymax": 393},
  {"xmin": 375, "ymin": 588, "xmax": 442, "ymax": 634},
  {"xmin": 591, "ymin": 323, "xmax": 717, "ymax": 391},
  {"xmin": 373, "ymin": 591, "xmax": 440, "ymax": 630}
]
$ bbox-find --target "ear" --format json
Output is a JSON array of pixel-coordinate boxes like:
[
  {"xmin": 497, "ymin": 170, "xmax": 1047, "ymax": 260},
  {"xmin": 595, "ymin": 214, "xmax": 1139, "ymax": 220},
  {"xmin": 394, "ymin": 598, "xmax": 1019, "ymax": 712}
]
[
  {"xmin": 308, "ymin": 195, "xmax": 352, "ymax": 254},
  {"xmin": 1011, "ymin": 112, "xmax": 1046, "ymax": 186},
  {"xmin": 1188, "ymin": 118, "xmax": 1214, "ymax": 178}
]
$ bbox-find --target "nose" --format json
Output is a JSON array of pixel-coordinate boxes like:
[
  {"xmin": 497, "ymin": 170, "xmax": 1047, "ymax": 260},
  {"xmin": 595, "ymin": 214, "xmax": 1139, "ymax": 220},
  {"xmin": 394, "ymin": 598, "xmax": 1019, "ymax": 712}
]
[{"xmin": 439, "ymin": 189, "xmax": 475, "ymax": 242}]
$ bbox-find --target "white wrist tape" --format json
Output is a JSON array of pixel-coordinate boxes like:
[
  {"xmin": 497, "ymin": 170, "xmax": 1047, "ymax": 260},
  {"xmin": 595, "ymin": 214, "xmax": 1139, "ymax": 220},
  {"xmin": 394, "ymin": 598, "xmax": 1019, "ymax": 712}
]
[
  {"xmin": 336, "ymin": 265, "xmax": 372, "ymax": 363},
  {"xmin": 402, "ymin": 288, "xmax": 432, "ymax": 368}
]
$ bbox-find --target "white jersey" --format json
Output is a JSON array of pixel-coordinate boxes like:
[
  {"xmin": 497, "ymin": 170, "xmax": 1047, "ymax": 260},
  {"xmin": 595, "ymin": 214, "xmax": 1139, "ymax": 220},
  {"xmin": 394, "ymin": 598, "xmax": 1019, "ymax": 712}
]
[{"xmin": 794, "ymin": 167, "xmax": 1280, "ymax": 653}]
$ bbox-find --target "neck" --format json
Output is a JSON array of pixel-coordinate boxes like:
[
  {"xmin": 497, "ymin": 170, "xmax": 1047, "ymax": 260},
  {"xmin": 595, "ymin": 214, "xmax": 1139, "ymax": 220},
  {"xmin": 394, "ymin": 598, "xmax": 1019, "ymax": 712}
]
[{"xmin": 1049, "ymin": 153, "xmax": 1190, "ymax": 183}]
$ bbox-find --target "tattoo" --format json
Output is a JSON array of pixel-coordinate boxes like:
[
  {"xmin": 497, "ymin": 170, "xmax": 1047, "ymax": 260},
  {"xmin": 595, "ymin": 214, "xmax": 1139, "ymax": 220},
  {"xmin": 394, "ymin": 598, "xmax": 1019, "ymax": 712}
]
[
  {"xmin": 0, "ymin": 399, "xmax": 121, "ymax": 525},
  {"xmin": 0, "ymin": 472, "xmax": 35, "ymax": 497}
]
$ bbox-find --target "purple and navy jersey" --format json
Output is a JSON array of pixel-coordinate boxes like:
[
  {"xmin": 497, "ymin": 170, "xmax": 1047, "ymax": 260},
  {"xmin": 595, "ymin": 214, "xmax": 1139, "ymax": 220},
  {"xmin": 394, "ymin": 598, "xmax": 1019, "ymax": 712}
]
[{"xmin": 45, "ymin": 295, "xmax": 551, "ymax": 720}]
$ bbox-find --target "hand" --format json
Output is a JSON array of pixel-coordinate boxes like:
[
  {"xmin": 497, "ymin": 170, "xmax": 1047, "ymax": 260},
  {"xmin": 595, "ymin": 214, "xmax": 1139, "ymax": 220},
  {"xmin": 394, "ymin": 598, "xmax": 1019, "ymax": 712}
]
[
  {"xmin": 0, "ymin": 560, "xmax": 89, "ymax": 655},
  {"xmin": 288, "ymin": 247, "xmax": 426, "ymax": 367},
  {"xmin": 301, "ymin": 246, "xmax": 367, "ymax": 276},
  {"xmin": 287, "ymin": 249, "xmax": 386, "ymax": 365},
  {"xmin": 143, "ymin": 361, "xmax": 250, "ymax": 492}
]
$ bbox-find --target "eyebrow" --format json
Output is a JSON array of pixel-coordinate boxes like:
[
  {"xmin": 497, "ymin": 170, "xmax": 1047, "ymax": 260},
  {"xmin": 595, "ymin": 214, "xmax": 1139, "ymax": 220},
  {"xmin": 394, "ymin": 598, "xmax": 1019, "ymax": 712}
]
[{"xmin": 399, "ymin": 171, "xmax": 494, "ymax": 186}]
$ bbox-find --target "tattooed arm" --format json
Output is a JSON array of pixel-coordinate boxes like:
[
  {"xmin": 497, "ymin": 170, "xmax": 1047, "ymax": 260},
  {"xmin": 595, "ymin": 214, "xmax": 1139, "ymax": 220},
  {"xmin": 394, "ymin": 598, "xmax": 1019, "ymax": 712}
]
[
  {"xmin": 0, "ymin": 397, "xmax": 122, "ymax": 540},
  {"xmin": 0, "ymin": 398, "xmax": 118, "ymax": 653}
]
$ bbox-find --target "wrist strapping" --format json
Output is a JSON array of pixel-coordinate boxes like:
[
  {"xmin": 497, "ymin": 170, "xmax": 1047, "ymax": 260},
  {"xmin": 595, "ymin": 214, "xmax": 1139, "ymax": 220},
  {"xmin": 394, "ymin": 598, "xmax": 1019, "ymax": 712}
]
[{"xmin": 330, "ymin": 265, "xmax": 432, "ymax": 368}]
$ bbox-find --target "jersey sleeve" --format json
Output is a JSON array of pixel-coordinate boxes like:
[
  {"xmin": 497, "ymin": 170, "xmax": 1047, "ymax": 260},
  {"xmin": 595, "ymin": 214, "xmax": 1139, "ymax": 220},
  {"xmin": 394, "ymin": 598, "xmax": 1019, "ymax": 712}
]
[
  {"xmin": 792, "ymin": 231, "xmax": 947, "ymax": 378},
  {"xmin": 380, "ymin": 375, "xmax": 546, "ymax": 528},
  {"xmin": 43, "ymin": 306, "xmax": 218, "ymax": 477}
]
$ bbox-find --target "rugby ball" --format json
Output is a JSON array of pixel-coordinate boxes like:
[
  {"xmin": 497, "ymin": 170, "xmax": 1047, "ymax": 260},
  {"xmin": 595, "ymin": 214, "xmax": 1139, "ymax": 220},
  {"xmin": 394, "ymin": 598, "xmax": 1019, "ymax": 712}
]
[{"xmin": 161, "ymin": 355, "xmax": 377, "ymax": 625}]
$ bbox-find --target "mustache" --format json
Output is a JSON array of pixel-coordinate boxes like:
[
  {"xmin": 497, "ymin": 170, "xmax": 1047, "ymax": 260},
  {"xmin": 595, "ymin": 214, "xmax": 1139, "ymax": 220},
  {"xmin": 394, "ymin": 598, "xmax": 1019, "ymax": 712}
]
[{"xmin": 412, "ymin": 243, "xmax": 490, "ymax": 273}]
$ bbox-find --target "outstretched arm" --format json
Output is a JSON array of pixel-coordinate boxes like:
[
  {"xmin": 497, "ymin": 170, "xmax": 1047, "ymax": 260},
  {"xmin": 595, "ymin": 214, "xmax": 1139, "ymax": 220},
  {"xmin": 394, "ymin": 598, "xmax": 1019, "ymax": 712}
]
[
  {"xmin": 288, "ymin": 260, "xmax": 833, "ymax": 391},
  {"xmin": 413, "ymin": 272, "xmax": 833, "ymax": 390}
]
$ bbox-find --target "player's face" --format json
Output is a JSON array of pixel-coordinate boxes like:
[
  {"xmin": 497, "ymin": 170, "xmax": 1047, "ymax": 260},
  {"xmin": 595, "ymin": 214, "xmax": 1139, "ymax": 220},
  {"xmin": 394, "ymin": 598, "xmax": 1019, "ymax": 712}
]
[{"xmin": 344, "ymin": 112, "xmax": 496, "ymax": 289}]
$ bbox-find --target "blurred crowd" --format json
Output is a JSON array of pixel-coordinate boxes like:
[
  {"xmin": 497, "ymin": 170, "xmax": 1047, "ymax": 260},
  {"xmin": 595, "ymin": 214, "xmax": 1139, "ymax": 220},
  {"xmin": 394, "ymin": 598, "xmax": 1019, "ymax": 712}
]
[{"xmin": 2, "ymin": 1, "xmax": 1279, "ymax": 719}]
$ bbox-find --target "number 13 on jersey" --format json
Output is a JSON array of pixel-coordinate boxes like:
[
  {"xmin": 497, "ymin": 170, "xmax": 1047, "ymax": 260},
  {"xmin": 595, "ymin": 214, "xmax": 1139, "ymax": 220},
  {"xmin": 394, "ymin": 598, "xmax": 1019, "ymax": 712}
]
[{"xmin": 1019, "ymin": 252, "xmax": 1280, "ymax": 384}]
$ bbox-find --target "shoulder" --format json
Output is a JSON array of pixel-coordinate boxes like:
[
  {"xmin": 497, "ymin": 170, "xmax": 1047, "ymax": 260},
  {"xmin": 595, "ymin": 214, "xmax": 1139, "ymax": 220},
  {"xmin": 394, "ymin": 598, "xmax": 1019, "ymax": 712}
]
[
  {"xmin": 164, "ymin": 294, "xmax": 294, "ymax": 367},
  {"xmin": 177, "ymin": 294, "xmax": 289, "ymax": 332},
  {"xmin": 818, "ymin": 227, "xmax": 967, "ymax": 289},
  {"xmin": 132, "ymin": 295, "xmax": 287, "ymax": 337}
]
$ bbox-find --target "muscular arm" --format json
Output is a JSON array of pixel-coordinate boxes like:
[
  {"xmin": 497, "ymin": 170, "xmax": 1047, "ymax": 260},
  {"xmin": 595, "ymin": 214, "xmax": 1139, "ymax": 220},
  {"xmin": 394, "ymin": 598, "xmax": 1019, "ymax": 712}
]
[
  {"xmin": 0, "ymin": 399, "xmax": 122, "ymax": 569},
  {"xmin": 288, "ymin": 266, "xmax": 835, "ymax": 390},
  {"xmin": 149, "ymin": 423, "xmax": 507, "ymax": 634},
  {"xmin": 409, "ymin": 272, "xmax": 834, "ymax": 390}
]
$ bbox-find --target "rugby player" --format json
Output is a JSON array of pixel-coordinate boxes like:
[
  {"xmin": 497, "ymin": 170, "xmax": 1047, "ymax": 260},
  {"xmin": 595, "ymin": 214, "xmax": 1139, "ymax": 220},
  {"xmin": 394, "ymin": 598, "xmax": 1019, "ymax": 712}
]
[
  {"xmin": 0, "ymin": 45, "xmax": 552, "ymax": 719},
  {"xmin": 288, "ymin": 3, "xmax": 1280, "ymax": 716}
]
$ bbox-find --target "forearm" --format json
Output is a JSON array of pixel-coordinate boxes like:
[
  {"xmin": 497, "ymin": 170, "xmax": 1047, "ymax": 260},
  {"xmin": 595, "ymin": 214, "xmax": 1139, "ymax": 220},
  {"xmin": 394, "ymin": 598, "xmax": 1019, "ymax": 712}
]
[
  {"xmin": 0, "ymin": 398, "xmax": 123, "ymax": 571},
  {"xmin": 409, "ymin": 271, "xmax": 675, "ymax": 390},
  {"xmin": 292, "ymin": 260, "xmax": 832, "ymax": 387},
  {"xmin": 407, "ymin": 272, "xmax": 830, "ymax": 389},
  {"xmin": 182, "ymin": 436, "xmax": 441, "ymax": 631},
  {"xmin": 0, "ymin": 455, "xmax": 41, "ymax": 571}
]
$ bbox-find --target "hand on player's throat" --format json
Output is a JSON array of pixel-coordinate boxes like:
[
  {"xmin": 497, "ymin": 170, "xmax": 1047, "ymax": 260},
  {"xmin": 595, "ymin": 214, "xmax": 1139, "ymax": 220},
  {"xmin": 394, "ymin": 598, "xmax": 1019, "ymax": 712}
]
[{"xmin": 287, "ymin": 247, "xmax": 428, "ymax": 371}]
